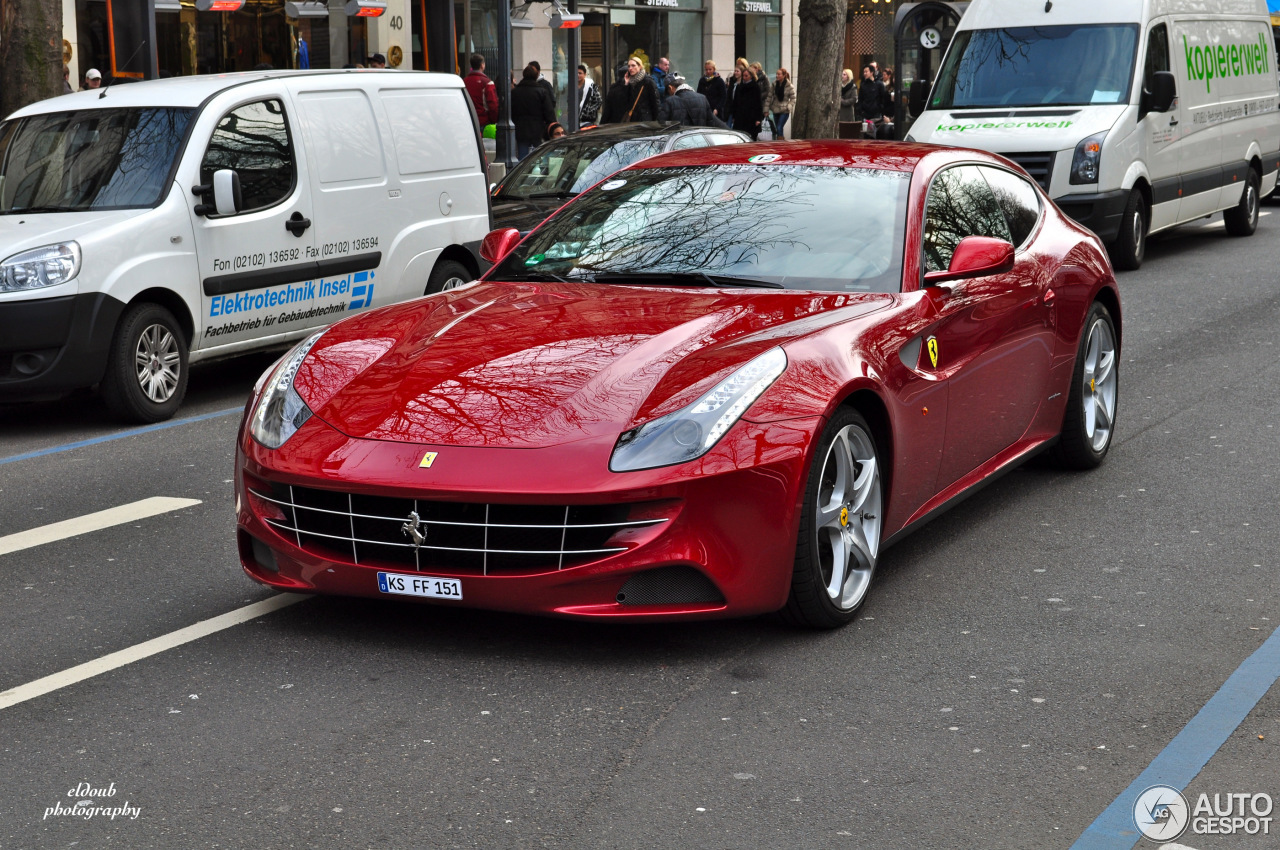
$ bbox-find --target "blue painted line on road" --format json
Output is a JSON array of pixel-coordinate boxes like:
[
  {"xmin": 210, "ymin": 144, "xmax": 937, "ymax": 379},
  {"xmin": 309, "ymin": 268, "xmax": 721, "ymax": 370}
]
[
  {"xmin": 1072, "ymin": 625, "xmax": 1280, "ymax": 849},
  {"xmin": 0, "ymin": 407, "xmax": 241, "ymax": 467}
]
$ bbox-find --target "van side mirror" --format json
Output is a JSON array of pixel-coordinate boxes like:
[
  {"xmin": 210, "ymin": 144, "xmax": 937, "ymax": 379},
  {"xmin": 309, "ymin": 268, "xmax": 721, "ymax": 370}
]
[
  {"xmin": 1143, "ymin": 71, "xmax": 1176, "ymax": 115},
  {"xmin": 212, "ymin": 169, "xmax": 242, "ymax": 216},
  {"xmin": 479, "ymin": 227, "xmax": 522, "ymax": 264},
  {"xmin": 923, "ymin": 236, "xmax": 1014, "ymax": 285},
  {"xmin": 908, "ymin": 80, "xmax": 930, "ymax": 117}
]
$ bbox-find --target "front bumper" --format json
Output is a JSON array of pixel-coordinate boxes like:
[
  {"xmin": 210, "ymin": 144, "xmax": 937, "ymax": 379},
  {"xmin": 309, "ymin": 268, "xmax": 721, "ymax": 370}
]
[
  {"xmin": 1052, "ymin": 189, "xmax": 1129, "ymax": 244},
  {"xmin": 0, "ymin": 293, "xmax": 124, "ymax": 400},
  {"xmin": 236, "ymin": 412, "xmax": 821, "ymax": 621}
]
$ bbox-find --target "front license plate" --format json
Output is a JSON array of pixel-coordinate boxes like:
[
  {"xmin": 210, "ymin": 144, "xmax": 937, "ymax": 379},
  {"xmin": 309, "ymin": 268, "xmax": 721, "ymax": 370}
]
[{"xmin": 377, "ymin": 571, "xmax": 463, "ymax": 600}]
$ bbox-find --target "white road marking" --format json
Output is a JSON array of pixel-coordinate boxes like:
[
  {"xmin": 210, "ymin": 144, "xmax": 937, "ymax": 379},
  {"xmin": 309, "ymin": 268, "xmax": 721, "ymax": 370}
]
[
  {"xmin": 0, "ymin": 497, "xmax": 201, "ymax": 557},
  {"xmin": 0, "ymin": 594, "xmax": 307, "ymax": 710}
]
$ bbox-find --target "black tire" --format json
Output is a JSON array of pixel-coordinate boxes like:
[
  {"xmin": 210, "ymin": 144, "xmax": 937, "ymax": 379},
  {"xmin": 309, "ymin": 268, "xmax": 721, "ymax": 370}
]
[
  {"xmin": 425, "ymin": 259, "xmax": 472, "ymax": 295},
  {"xmin": 1108, "ymin": 189, "xmax": 1146, "ymax": 271},
  {"xmin": 780, "ymin": 407, "xmax": 883, "ymax": 629},
  {"xmin": 101, "ymin": 303, "xmax": 189, "ymax": 423},
  {"xmin": 1049, "ymin": 301, "xmax": 1118, "ymax": 470},
  {"xmin": 1223, "ymin": 168, "xmax": 1260, "ymax": 236}
]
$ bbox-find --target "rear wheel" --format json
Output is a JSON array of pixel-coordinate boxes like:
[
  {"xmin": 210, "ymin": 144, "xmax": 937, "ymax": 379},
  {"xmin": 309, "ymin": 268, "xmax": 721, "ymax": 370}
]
[
  {"xmin": 781, "ymin": 408, "xmax": 883, "ymax": 629},
  {"xmin": 101, "ymin": 303, "xmax": 189, "ymax": 423},
  {"xmin": 1108, "ymin": 189, "xmax": 1146, "ymax": 271},
  {"xmin": 1049, "ymin": 301, "xmax": 1118, "ymax": 470},
  {"xmin": 425, "ymin": 260, "xmax": 471, "ymax": 295},
  {"xmin": 1223, "ymin": 168, "xmax": 1260, "ymax": 236}
]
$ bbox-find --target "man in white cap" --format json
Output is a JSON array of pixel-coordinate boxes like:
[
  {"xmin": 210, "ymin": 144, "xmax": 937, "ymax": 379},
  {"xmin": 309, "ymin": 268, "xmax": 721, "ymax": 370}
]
[{"xmin": 83, "ymin": 68, "xmax": 102, "ymax": 90}]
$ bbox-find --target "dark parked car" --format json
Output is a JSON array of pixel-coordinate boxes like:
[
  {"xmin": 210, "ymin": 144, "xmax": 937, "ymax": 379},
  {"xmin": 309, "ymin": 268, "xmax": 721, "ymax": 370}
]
[{"xmin": 491, "ymin": 122, "xmax": 750, "ymax": 232}]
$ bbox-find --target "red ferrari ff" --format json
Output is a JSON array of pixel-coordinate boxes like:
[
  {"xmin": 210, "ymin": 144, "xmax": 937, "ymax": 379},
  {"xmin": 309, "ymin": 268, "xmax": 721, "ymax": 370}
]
[{"xmin": 235, "ymin": 141, "xmax": 1120, "ymax": 629}]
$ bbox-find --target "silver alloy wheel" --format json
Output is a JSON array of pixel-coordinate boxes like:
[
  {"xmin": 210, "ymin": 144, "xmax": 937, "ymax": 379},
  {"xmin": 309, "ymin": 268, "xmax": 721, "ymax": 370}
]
[
  {"xmin": 1081, "ymin": 316, "xmax": 1118, "ymax": 452},
  {"xmin": 815, "ymin": 423, "xmax": 882, "ymax": 611},
  {"xmin": 440, "ymin": 276, "xmax": 467, "ymax": 291},
  {"xmin": 134, "ymin": 323, "xmax": 181, "ymax": 403}
]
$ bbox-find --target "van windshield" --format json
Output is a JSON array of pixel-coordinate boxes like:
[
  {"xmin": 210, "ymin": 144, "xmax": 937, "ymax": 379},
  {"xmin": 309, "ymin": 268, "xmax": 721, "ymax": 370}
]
[
  {"xmin": 0, "ymin": 107, "xmax": 194, "ymax": 214},
  {"xmin": 930, "ymin": 25, "xmax": 1139, "ymax": 109}
]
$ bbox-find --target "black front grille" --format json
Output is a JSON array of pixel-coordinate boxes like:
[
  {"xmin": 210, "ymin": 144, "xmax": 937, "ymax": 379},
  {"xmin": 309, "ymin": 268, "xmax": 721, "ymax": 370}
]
[
  {"xmin": 250, "ymin": 483, "xmax": 665, "ymax": 575},
  {"xmin": 616, "ymin": 566, "xmax": 724, "ymax": 606},
  {"xmin": 999, "ymin": 151, "xmax": 1055, "ymax": 191}
]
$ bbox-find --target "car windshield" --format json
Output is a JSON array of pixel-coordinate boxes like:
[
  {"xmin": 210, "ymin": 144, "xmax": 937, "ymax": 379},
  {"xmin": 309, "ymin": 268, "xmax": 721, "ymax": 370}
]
[
  {"xmin": 489, "ymin": 164, "xmax": 911, "ymax": 293},
  {"xmin": 931, "ymin": 25, "xmax": 1139, "ymax": 109},
  {"xmin": 497, "ymin": 137, "xmax": 666, "ymax": 198},
  {"xmin": 0, "ymin": 107, "xmax": 194, "ymax": 213}
]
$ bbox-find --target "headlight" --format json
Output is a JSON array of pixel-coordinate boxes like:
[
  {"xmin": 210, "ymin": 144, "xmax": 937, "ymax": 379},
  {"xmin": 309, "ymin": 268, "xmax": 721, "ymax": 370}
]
[
  {"xmin": 610, "ymin": 347, "xmax": 787, "ymax": 472},
  {"xmin": 249, "ymin": 331, "xmax": 325, "ymax": 449},
  {"xmin": 0, "ymin": 242, "xmax": 81, "ymax": 292},
  {"xmin": 1069, "ymin": 131, "xmax": 1106, "ymax": 185}
]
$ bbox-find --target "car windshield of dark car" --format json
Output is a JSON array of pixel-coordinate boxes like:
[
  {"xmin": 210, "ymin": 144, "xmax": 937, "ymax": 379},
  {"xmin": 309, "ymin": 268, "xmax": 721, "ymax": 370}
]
[
  {"xmin": 0, "ymin": 107, "xmax": 195, "ymax": 213},
  {"xmin": 498, "ymin": 137, "xmax": 666, "ymax": 198},
  {"xmin": 489, "ymin": 165, "xmax": 911, "ymax": 293},
  {"xmin": 931, "ymin": 25, "xmax": 1139, "ymax": 109}
]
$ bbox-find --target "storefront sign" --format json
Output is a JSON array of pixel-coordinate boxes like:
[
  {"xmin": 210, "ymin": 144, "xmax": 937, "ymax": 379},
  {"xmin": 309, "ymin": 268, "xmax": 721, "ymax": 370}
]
[
  {"xmin": 735, "ymin": 0, "xmax": 779, "ymax": 12},
  {"xmin": 633, "ymin": 0, "xmax": 704, "ymax": 9}
]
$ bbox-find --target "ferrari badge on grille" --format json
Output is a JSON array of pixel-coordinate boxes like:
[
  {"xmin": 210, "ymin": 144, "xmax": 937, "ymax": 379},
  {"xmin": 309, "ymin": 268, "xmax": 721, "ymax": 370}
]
[
  {"xmin": 927, "ymin": 336, "xmax": 940, "ymax": 368},
  {"xmin": 401, "ymin": 510, "xmax": 427, "ymax": 550},
  {"xmin": 419, "ymin": 451, "xmax": 438, "ymax": 468}
]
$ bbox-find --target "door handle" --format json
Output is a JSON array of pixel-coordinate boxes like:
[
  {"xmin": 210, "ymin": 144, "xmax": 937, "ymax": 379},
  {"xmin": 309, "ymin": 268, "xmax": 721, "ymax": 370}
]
[
  {"xmin": 1169, "ymin": 117, "xmax": 1179, "ymax": 126},
  {"xmin": 286, "ymin": 212, "xmax": 311, "ymax": 237}
]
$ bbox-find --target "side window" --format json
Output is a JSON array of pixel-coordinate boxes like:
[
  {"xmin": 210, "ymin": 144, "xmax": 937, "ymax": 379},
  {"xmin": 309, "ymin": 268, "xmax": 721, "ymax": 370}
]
[
  {"xmin": 1145, "ymin": 23, "xmax": 1170, "ymax": 80},
  {"xmin": 980, "ymin": 166, "xmax": 1042, "ymax": 248},
  {"xmin": 671, "ymin": 133, "xmax": 709, "ymax": 150},
  {"xmin": 922, "ymin": 165, "xmax": 1011, "ymax": 273},
  {"xmin": 200, "ymin": 99, "xmax": 294, "ymax": 214}
]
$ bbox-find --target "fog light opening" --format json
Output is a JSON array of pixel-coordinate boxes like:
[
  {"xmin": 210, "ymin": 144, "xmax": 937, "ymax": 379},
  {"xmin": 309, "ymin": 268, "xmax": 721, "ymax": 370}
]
[{"xmin": 250, "ymin": 536, "xmax": 280, "ymax": 573}]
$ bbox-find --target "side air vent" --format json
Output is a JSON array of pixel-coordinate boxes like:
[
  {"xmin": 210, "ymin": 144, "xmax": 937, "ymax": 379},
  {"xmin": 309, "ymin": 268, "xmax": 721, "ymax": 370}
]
[{"xmin": 616, "ymin": 566, "xmax": 725, "ymax": 606}]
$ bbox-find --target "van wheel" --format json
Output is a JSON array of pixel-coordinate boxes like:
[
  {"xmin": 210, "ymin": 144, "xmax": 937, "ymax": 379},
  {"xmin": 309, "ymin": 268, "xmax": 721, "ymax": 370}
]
[
  {"xmin": 101, "ymin": 303, "xmax": 189, "ymax": 423},
  {"xmin": 425, "ymin": 260, "xmax": 471, "ymax": 295},
  {"xmin": 1223, "ymin": 169, "xmax": 1260, "ymax": 237},
  {"xmin": 1108, "ymin": 190, "xmax": 1146, "ymax": 271}
]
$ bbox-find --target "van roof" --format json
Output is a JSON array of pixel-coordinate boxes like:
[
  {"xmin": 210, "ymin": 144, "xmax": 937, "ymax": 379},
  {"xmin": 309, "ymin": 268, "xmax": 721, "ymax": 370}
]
[
  {"xmin": 959, "ymin": 0, "xmax": 1268, "ymax": 29},
  {"xmin": 5, "ymin": 70, "xmax": 464, "ymax": 120}
]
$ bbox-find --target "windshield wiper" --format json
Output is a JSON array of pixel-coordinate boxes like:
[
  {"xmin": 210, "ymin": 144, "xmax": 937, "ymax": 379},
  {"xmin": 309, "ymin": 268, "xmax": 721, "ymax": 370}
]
[
  {"xmin": 524, "ymin": 191, "xmax": 578, "ymax": 200},
  {"xmin": 583, "ymin": 271, "xmax": 783, "ymax": 289},
  {"xmin": 1, "ymin": 205, "xmax": 80, "ymax": 215},
  {"xmin": 504, "ymin": 271, "xmax": 570, "ymax": 283}
]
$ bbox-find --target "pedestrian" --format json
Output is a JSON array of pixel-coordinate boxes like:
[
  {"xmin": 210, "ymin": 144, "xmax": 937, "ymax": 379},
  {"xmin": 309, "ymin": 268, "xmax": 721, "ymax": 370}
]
[
  {"xmin": 724, "ymin": 66, "xmax": 742, "ymax": 128},
  {"xmin": 62, "ymin": 64, "xmax": 72, "ymax": 94},
  {"xmin": 749, "ymin": 62, "xmax": 770, "ymax": 117},
  {"xmin": 660, "ymin": 73, "xmax": 728, "ymax": 128},
  {"xmin": 528, "ymin": 60, "xmax": 556, "ymax": 102},
  {"xmin": 730, "ymin": 62, "xmax": 763, "ymax": 140},
  {"xmin": 82, "ymin": 68, "xmax": 102, "ymax": 91},
  {"xmin": 763, "ymin": 67, "xmax": 796, "ymax": 140},
  {"xmin": 577, "ymin": 64, "xmax": 602, "ymax": 126},
  {"xmin": 602, "ymin": 57, "xmax": 659, "ymax": 123},
  {"xmin": 511, "ymin": 64, "xmax": 555, "ymax": 159},
  {"xmin": 879, "ymin": 66, "xmax": 896, "ymax": 138},
  {"xmin": 650, "ymin": 57, "xmax": 668, "ymax": 103},
  {"xmin": 369, "ymin": 53, "xmax": 387, "ymax": 69},
  {"xmin": 464, "ymin": 53, "xmax": 499, "ymax": 127},
  {"xmin": 838, "ymin": 69, "xmax": 856, "ymax": 122},
  {"xmin": 697, "ymin": 60, "xmax": 726, "ymax": 120},
  {"xmin": 856, "ymin": 64, "xmax": 885, "ymax": 135},
  {"xmin": 546, "ymin": 122, "xmax": 566, "ymax": 140}
]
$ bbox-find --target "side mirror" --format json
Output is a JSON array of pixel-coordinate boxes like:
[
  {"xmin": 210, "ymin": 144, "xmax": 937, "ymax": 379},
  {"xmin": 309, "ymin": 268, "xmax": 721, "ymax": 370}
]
[
  {"xmin": 479, "ymin": 227, "xmax": 522, "ymax": 264},
  {"xmin": 923, "ymin": 236, "xmax": 1015, "ymax": 285},
  {"xmin": 212, "ymin": 169, "xmax": 242, "ymax": 216},
  {"xmin": 908, "ymin": 79, "xmax": 930, "ymax": 117},
  {"xmin": 1143, "ymin": 70, "xmax": 1176, "ymax": 114}
]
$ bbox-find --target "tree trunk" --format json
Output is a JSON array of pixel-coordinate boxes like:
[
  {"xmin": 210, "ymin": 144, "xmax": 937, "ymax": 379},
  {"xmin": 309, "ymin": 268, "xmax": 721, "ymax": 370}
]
[
  {"xmin": 0, "ymin": 0, "xmax": 62, "ymax": 119},
  {"xmin": 792, "ymin": 0, "xmax": 847, "ymax": 141}
]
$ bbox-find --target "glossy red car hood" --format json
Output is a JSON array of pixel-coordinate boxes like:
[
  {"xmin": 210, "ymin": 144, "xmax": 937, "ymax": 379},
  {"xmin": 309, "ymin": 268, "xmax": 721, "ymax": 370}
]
[{"xmin": 296, "ymin": 281, "xmax": 890, "ymax": 448}]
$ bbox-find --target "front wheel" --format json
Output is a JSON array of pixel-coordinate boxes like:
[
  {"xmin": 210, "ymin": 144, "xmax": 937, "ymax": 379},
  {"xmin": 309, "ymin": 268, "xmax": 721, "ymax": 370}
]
[
  {"xmin": 425, "ymin": 260, "xmax": 471, "ymax": 295},
  {"xmin": 1049, "ymin": 301, "xmax": 1118, "ymax": 470},
  {"xmin": 101, "ymin": 303, "xmax": 189, "ymax": 423},
  {"xmin": 781, "ymin": 408, "xmax": 883, "ymax": 629},
  {"xmin": 1223, "ymin": 169, "xmax": 1260, "ymax": 236},
  {"xmin": 1108, "ymin": 189, "xmax": 1147, "ymax": 271}
]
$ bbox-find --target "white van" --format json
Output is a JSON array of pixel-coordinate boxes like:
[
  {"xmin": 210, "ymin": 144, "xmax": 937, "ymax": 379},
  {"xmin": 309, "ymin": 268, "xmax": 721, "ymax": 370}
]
[
  {"xmin": 0, "ymin": 70, "xmax": 490, "ymax": 421},
  {"xmin": 906, "ymin": 0, "xmax": 1280, "ymax": 269}
]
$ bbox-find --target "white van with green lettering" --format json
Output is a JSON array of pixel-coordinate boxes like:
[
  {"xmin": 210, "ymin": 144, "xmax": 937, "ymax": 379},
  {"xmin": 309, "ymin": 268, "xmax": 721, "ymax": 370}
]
[
  {"xmin": 0, "ymin": 70, "xmax": 489, "ymax": 421},
  {"xmin": 906, "ymin": 0, "xmax": 1280, "ymax": 270}
]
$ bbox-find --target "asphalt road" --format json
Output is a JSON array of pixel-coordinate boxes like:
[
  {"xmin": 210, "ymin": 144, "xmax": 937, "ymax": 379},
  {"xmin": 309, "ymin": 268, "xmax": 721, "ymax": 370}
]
[{"xmin": 2, "ymin": 211, "xmax": 1279, "ymax": 849}]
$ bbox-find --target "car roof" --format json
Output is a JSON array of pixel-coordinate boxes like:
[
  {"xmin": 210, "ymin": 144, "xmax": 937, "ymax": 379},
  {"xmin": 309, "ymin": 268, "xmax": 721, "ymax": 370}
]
[
  {"xmin": 571, "ymin": 121, "xmax": 688, "ymax": 142},
  {"xmin": 6, "ymin": 70, "xmax": 461, "ymax": 119},
  {"xmin": 626, "ymin": 139, "xmax": 1006, "ymax": 173}
]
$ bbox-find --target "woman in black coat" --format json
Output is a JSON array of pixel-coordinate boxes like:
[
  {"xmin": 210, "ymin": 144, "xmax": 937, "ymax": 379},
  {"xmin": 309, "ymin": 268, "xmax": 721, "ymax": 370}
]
[
  {"xmin": 731, "ymin": 70, "xmax": 763, "ymax": 140},
  {"xmin": 697, "ymin": 60, "xmax": 727, "ymax": 120},
  {"xmin": 605, "ymin": 57, "xmax": 659, "ymax": 123},
  {"xmin": 511, "ymin": 64, "xmax": 555, "ymax": 158}
]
